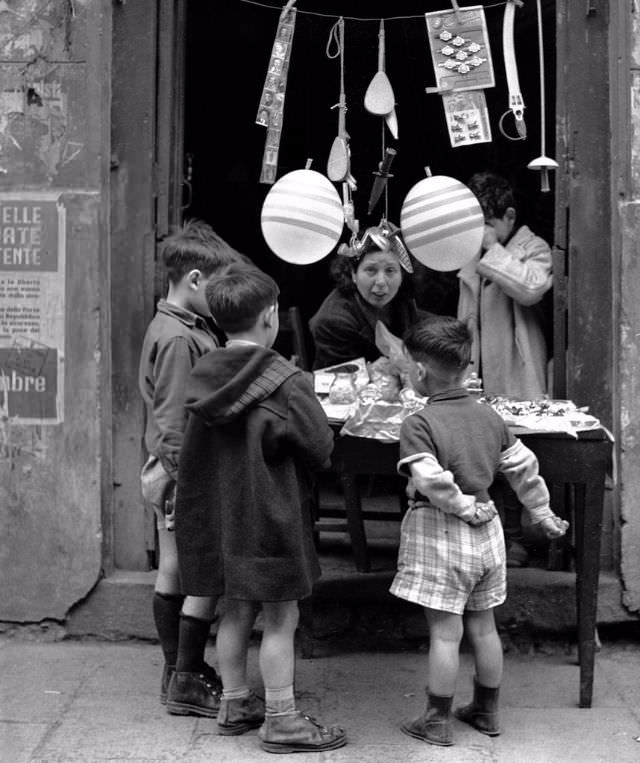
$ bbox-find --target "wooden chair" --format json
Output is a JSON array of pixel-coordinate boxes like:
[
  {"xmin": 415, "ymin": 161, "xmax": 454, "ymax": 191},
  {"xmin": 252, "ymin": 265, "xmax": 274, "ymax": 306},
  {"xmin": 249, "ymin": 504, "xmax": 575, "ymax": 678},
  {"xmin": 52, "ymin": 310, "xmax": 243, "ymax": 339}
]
[{"xmin": 274, "ymin": 305, "xmax": 310, "ymax": 370}]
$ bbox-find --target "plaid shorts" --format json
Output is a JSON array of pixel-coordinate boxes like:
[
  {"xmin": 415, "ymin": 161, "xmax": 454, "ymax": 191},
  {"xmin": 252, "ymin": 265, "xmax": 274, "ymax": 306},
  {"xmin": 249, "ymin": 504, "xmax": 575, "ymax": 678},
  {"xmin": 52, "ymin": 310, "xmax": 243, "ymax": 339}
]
[{"xmin": 390, "ymin": 503, "xmax": 506, "ymax": 614}]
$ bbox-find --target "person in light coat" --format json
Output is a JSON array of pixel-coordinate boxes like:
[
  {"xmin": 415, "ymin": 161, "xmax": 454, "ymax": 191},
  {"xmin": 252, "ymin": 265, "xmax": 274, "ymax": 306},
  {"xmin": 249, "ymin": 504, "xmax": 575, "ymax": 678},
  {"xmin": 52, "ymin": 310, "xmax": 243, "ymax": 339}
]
[
  {"xmin": 458, "ymin": 172, "xmax": 553, "ymax": 568},
  {"xmin": 457, "ymin": 171, "xmax": 553, "ymax": 400}
]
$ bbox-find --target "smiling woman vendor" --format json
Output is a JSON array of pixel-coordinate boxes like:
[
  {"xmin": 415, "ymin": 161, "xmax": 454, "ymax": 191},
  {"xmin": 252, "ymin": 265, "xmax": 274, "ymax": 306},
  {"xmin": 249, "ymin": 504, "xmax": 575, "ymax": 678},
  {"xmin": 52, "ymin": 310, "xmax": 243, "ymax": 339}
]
[{"xmin": 309, "ymin": 223, "xmax": 430, "ymax": 370}]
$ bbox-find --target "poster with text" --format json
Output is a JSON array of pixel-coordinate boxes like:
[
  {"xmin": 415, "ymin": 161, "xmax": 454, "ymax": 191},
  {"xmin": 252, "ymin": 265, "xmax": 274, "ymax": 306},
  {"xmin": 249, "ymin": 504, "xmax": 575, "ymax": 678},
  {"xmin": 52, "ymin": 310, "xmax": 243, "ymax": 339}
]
[{"xmin": 0, "ymin": 193, "xmax": 65, "ymax": 423}]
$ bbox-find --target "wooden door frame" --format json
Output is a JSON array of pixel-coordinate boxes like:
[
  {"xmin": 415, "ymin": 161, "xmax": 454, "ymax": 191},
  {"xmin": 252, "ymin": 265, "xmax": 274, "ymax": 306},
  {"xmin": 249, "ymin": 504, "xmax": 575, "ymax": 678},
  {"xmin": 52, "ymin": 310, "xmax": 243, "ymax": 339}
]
[{"xmin": 109, "ymin": 0, "xmax": 186, "ymax": 572}]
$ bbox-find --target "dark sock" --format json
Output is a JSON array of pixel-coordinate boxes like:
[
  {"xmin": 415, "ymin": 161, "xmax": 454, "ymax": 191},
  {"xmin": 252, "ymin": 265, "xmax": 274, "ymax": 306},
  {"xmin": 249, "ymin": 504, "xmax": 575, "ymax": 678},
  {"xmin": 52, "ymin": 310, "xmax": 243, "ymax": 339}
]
[
  {"xmin": 152, "ymin": 592, "xmax": 184, "ymax": 666},
  {"xmin": 176, "ymin": 613, "xmax": 212, "ymax": 673}
]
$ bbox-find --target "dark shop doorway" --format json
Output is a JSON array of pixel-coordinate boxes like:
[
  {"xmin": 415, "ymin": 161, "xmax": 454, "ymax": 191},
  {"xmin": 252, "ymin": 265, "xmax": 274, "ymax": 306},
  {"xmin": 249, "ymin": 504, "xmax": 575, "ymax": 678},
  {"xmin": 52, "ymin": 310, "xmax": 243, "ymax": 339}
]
[{"xmin": 182, "ymin": 0, "xmax": 557, "ymax": 335}]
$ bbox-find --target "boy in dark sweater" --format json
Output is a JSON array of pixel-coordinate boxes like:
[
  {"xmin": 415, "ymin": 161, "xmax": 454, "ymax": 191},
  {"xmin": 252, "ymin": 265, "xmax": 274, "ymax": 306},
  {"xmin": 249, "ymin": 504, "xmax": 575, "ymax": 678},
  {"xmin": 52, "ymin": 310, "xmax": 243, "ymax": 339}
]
[
  {"xmin": 390, "ymin": 315, "xmax": 568, "ymax": 747},
  {"xmin": 175, "ymin": 263, "xmax": 347, "ymax": 753},
  {"xmin": 138, "ymin": 220, "xmax": 240, "ymax": 715}
]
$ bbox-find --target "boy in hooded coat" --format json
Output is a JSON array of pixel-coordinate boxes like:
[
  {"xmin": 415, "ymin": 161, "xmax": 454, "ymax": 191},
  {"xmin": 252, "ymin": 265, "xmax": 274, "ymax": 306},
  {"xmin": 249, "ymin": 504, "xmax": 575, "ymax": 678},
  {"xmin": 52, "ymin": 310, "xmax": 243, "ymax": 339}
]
[{"xmin": 175, "ymin": 263, "xmax": 347, "ymax": 753}]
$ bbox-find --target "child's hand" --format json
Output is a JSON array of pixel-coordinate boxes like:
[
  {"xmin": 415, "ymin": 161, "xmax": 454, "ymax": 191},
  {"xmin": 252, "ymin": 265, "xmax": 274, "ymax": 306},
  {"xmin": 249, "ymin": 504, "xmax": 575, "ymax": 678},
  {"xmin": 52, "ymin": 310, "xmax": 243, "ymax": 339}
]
[
  {"xmin": 481, "ymin": 224, "xmax": 499, "ymax": 251},
  {"xmin": 539, "ymin": 515, "xmax": 569, "ymax": 539},
  {"xmin": 468, "ymin": 501, "xmax": 498, "ymax": 526}
]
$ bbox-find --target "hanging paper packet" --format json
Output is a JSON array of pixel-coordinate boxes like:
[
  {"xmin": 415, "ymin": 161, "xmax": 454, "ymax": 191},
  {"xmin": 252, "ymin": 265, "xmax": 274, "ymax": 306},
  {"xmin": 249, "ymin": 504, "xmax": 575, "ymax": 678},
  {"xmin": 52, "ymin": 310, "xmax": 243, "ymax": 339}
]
[
  {"xmin": 442, "ymin": 90, "xmax": 491, "ymax": 146},
  {"xmin": 256, "ymin": 2, "xmax": 297, "ymax": 184},
  {"xmin": 424, "ymin": 4, "xmax": 494, "ymax": 148}
]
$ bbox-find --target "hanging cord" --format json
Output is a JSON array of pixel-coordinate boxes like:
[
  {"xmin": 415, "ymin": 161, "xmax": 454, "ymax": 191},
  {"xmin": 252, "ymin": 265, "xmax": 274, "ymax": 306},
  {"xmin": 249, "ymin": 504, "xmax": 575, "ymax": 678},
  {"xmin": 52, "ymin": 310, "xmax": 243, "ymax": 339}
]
[
  {"xmin": 326, "ymin": 17, "xmax": 342, "ymax": 60},
  {"xmin": 535, "ymin": 0, "xmax": 547, "ymax": 158},
  {"xmin": 381, "ymin": 121, "xmax": 389, "ymax": 221},
  {"xmin": 241, "ymin": 0, "xmax": 510, "ymax": 22}
]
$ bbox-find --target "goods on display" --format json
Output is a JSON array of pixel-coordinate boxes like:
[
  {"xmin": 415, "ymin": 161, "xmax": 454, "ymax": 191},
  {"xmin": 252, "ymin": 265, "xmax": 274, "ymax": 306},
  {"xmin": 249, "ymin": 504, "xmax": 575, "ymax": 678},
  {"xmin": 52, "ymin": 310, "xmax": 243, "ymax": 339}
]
[
  {"xmin": 424, "ymin": 4, "xmax": 494, "ymax": 147},
  {"xmin": 400, "ymin": 173, "xmax": 484, "ymax": 271},
  {"xmin": 261, "ymin": 169, "xmax": 344, "ymax": 263},
  {"xmin": 256, "ymin": 1, "xmax": 297, "ymax": 184}
]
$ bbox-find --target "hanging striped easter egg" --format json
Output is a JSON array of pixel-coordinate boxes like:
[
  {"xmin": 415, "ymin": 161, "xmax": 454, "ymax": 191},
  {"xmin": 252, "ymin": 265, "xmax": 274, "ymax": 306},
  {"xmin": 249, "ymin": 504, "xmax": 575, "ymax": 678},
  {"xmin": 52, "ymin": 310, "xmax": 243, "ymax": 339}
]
[
  {"xmin": 400, "ymin": 175, "xmax": 484, "ymax": 271},
  {"xmin": 261, "ymin": 169, "xmax": 344, "ymax": 264}
]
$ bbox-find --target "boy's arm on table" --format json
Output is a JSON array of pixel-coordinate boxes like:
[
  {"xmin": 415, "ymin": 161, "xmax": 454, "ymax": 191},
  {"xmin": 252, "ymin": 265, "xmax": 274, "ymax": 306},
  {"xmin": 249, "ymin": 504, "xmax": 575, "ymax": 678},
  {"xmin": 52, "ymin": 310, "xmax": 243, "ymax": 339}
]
[
  {"xmin": 399, "ymin": 453, "xmax": 498, "ymax": 526},
  {"xmin": 498, "ymin": 439, "xmax": 569, "ymax": 538},
  {"xmin": 286, "ymin": 372, "xmax": 335, "ymax": 471},
  {"xmin": 476, "ymin": 229, "xmax": 552, "ymax": 306},
  {"xmin": 150, "ymin": 337, "xmax": 194, "ymax": 480}
]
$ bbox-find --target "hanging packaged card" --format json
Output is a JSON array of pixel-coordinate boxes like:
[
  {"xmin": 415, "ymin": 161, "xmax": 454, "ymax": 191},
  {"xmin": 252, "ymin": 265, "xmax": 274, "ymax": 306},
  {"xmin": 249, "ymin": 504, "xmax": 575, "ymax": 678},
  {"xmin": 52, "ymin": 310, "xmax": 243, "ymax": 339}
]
[
  {"xmin": 256, "ymin": 2, "xmax": 297, "ymax": 184},
  {"xmin": 442, "ymin": 90, "xmax": 491, "ymax": 147},
  {"xmin": 424, "ymin": 5, "xmax": 494, "ymax": 94}
]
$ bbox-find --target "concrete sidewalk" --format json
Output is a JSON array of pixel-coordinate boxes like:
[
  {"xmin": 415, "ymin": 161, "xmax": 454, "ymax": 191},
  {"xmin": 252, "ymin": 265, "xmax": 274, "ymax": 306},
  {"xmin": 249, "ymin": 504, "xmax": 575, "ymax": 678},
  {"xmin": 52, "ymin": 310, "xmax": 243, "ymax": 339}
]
[{"xmin": 2, "ymin": 636, "xmax": 640, "ymax": 762}]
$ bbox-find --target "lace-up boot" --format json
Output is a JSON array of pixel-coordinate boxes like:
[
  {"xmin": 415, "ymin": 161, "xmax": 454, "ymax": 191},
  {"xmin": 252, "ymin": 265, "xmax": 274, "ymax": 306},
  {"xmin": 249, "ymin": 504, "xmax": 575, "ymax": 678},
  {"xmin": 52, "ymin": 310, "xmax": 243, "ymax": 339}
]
[{"xmin": 259, "ymin": 710, "xmax": 347, "ymax": 753}]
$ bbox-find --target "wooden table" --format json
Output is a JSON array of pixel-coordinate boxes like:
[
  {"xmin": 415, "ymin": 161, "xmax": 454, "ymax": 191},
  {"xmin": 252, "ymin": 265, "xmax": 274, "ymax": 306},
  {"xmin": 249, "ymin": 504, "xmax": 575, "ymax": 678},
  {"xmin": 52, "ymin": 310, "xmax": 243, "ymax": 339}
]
[{"xmin": 321, "ymin": 425, "xmax": 612, "ymax": 708}]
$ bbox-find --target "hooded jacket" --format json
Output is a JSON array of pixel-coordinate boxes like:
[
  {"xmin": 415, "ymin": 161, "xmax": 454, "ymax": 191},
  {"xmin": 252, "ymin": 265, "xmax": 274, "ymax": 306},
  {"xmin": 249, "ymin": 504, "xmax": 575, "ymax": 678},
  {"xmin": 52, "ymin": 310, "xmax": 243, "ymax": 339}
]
[
  {"xmin": 175, "ymin": 344, "xmax": 333, "ymax": 601},
  {"xmin": 457, "ymin": 225, "xmax": 552, "ymax": 399}
]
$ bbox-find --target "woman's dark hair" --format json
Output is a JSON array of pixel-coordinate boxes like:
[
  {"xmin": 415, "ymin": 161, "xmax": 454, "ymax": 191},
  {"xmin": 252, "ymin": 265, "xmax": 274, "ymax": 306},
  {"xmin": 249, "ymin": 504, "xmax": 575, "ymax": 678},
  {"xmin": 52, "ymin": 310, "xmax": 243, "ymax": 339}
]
[
  {"xmin": 329, "ymin": 249, "xmax": 414, "ymax": 301},
  {"xmin": 403, "ymin": 315, "xmax": 472, "ymax": 370},
  {"xmin": 205, "ymin": 263, "xmax": 280, "ymax": 334}
]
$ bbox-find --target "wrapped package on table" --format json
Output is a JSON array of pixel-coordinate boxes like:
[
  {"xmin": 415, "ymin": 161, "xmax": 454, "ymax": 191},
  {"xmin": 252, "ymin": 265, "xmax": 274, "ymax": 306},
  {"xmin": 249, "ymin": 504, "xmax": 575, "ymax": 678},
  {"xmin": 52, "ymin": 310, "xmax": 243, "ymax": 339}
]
[{"xmin": 340, "ymin": 391, "xmax": 425, "ymax": 442}]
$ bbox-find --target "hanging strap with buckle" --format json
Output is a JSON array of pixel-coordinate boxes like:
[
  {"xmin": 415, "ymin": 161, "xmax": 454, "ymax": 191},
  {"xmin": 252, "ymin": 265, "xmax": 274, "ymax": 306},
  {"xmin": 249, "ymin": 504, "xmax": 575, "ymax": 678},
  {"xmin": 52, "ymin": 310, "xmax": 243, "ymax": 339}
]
[{"xmin": 499, "ymin": 0, "xmax": 526, "ymax": 140}]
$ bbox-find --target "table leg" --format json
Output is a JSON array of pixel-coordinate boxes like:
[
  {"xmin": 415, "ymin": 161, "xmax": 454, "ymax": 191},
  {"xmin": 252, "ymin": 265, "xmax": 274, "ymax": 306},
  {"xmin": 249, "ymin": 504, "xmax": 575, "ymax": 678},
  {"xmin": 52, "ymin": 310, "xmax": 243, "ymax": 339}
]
[
  {"xmin": 341, "ymin": 473, "xmax": 371, "ymax": 572},
  {"xmin": 575, "ymin": 480, "xmax": 605, "ymax": 708}
]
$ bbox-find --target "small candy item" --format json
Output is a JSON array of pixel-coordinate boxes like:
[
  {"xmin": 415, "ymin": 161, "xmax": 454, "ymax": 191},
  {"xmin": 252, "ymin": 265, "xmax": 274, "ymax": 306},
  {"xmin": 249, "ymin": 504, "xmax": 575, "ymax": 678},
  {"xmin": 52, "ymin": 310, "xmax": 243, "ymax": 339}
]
[
  {"xmin": 400, "ymin": 172, "xmax": 484, "ymax": 271},
  {"xmin": 261, "ymin": 168, "xmax": 344, "ymax": 264}
]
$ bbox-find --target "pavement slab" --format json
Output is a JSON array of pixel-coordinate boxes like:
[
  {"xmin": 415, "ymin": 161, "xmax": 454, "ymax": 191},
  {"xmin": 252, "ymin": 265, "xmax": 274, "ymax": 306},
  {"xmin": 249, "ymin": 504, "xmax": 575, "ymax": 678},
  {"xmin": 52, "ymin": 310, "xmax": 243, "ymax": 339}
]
[{"xmin": 1, "ymin": 638, "xmax": 639, "ymax": 763}]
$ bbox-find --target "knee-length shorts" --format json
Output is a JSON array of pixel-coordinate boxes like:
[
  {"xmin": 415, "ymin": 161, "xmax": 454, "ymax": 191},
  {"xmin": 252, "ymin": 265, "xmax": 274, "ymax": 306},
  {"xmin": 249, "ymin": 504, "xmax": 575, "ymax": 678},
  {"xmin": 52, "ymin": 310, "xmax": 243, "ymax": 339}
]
[{"xmin": 390, "ymin": 504, "xmax": 506, "ymax": 614}]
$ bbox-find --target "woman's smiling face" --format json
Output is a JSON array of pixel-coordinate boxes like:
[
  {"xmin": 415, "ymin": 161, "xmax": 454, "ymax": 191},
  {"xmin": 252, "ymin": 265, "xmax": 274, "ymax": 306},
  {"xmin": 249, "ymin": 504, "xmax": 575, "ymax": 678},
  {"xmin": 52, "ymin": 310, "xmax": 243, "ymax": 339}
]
[{"xmin": 352, "ymin": 251, "xmax": 403, "ymax": 308}]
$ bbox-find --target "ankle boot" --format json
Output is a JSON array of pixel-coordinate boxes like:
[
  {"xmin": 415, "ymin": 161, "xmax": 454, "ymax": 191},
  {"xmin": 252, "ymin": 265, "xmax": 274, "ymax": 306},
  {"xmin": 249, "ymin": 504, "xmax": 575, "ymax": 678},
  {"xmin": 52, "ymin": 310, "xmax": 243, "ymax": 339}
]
[
  {"xmin": 258, "ymin": 710, "xmax": 347, "ymax": 753},
  {"xmin": 401, "ymin": 690, "xmax": 453, "ymax": 746},
  {"xmin": 217, "ymin": 691, "xmax": 265, "ymax": 736},
  {"xmin": 454, "ymin": 677, "xmax": 500, "ymax": 736}
]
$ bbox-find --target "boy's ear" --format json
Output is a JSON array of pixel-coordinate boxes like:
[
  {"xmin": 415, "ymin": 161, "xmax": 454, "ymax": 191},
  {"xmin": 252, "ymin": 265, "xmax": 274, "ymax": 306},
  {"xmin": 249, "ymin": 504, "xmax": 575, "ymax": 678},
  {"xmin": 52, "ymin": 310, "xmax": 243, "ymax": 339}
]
[
  {"xmin": 505, "ymin": 207, "xmax": 517, "ymax": 224},
  {"xmin": 263, "ymin": 303, "xmax": 277, "ymax": 327},
  {"xmin": 416, "ymin": 361, "xmax": 427, "ymax": 380},
  {"xmin": 186, "ymin": 269, "xmax": 202, "ymax": 289}
]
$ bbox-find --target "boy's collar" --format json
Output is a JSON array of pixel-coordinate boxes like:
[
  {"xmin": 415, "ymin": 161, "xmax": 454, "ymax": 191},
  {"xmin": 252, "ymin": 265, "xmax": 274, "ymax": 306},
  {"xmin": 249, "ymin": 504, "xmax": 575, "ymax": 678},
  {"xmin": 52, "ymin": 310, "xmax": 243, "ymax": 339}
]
[
  {"xmin": 426, "ymin": 387, "xmax": 470, "ymax": 403},
  {"xmin": 157, "ymin": 298, "xmax": 207, "ymax": 328}
]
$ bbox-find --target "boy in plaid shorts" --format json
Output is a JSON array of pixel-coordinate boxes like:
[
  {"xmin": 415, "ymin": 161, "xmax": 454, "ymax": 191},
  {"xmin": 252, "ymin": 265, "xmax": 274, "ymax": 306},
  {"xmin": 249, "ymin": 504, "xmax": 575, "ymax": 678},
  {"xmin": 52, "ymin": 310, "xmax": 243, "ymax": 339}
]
[{"xmin": 390, "ymin": 315, "xmax": 568, "ymax": 747}]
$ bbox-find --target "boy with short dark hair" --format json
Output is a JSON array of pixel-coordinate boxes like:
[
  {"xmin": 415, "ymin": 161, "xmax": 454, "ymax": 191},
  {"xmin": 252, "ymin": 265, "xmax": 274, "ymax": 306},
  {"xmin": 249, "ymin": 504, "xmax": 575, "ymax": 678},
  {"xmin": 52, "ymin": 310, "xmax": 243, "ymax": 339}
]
[
  {"xmin": 175, "ymin": 263, "xmax": 347, "ymax": 753},
  {"xmin": 391, "ymin": 315, "xmax": 568, "ymax": 747},
  {"xmin": 138, "ymin": 219, "xmax": 241, "ymax": 716}
]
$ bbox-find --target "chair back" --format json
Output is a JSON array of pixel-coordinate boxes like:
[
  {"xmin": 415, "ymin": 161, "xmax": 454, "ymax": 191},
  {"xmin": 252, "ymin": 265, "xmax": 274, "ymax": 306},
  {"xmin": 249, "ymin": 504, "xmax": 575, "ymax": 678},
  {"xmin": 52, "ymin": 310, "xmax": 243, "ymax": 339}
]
[{"xmin": 274, "ymin": 306, "xmax": 310, "ymax": 370}]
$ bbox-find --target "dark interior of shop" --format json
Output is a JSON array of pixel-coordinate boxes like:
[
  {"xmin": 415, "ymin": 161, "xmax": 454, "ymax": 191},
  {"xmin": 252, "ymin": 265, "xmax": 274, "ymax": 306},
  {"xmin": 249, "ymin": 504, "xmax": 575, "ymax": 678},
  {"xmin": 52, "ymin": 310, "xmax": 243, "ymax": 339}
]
[{"xmin": 183, "ymin": 0, "xmax": 556, "ymax": 349}]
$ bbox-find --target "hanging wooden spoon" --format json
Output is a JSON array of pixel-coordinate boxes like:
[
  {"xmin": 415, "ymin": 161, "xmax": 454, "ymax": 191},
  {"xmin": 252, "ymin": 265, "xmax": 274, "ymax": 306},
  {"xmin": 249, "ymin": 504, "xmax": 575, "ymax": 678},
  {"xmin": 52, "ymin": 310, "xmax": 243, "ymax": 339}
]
[{"xmin": 364, "ymin": 19, "xmax": 395, "ymax": 116}]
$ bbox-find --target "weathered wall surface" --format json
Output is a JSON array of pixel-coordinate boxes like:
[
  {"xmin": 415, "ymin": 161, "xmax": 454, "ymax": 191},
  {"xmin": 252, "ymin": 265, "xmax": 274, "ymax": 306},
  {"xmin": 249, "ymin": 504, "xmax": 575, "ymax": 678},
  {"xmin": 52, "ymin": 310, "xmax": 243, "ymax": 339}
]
[
  {"xmin": 0, "ymin": 1, "xmax": 110, "ymax": 620},
  {"xmin": 619, "ymin": 9, "xmax": 640, "ymax": 614}
]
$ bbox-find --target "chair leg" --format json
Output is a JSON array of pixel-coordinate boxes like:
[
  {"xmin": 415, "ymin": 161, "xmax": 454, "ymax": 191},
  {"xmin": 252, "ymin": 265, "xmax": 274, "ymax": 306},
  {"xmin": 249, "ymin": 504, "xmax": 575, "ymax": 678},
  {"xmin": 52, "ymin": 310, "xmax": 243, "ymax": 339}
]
[{"xmin": 341, "ymin": 472, "xmax": 370, "ymax": 572}]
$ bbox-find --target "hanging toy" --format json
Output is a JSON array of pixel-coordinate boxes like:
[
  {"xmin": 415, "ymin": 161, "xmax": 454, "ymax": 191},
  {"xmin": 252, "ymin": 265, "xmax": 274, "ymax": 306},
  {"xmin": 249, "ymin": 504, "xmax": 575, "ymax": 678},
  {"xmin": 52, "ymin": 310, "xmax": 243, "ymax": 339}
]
[
  {"xmin": 256, "ymin": 0, "xmax": 297, "ymax": 184},
  {"xmin": 364, "ymin": 20, "xmax": 398, "ymax": 139},
  {"xmin": 527, "ymin": 0, "xmax": 558, "ymax": 191},
  {"xmin": 364, "ymin": 20, "xmax": 395, "ymax": 115},
  {"xmin": 367, "ymin": 147, "xmax": 396, "ymax": 216},
  {"xmin": 338, "ymin": 219, "xmax": 413, "ymax": 273},
  {"xmin": 327, "ymin": 18, "xmax": 356, "ymax": 188},
  {"xmin": 499, "ymin": 0, "xmax": 526, "ymax": 140},
  {"xmin": 400, "ymin": 169, "xmax": 484, "ymax": 272},
  {"xmin": 424, "ymin": 2, "xmax": 494, "ymax": 148},
  {"xmin": 261, "ymin": 163, "xmax": 344, "ymax": 264}
]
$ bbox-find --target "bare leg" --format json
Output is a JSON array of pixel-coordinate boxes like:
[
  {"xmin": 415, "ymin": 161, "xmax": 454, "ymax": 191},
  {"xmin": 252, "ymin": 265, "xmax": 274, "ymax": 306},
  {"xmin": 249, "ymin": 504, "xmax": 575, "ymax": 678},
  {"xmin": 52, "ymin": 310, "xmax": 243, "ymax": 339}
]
[
  {"xmin": 259, "ymin": 600, "xmax": 299, "ymax": 690},
  {"xmin": 216, "ymin": 599, "xmax": 256, "ymax": 690},
  {"xmin": 464, "ymin": 608, "xmax": 503, "ymax": 687},
  {"xmin": 424, "ymin": 608, "xmax": 464, "ymax": 696},
  {"xmin": 155, "ymin": 527, "xmax": 180, "ymax": 594}
]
